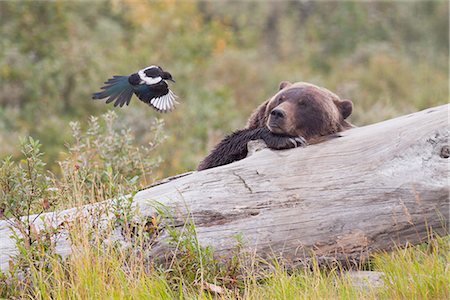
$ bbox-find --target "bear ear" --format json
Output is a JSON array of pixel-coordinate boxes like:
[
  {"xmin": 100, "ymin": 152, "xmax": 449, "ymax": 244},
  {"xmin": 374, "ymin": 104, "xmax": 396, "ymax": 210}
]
[
  {"xmin": 278, "ymin": 81, "xmax": 292, "ymax": 90},
  {"xmin": 337, "ymin": 99, "xmax": 353, "ymax": 119}
]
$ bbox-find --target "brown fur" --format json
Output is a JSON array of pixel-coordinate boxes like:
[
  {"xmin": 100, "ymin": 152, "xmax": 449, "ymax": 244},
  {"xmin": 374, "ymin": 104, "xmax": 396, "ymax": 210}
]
[{"xmin": 198, "ymin": 81, "xmax": 354, "ymax": 170}]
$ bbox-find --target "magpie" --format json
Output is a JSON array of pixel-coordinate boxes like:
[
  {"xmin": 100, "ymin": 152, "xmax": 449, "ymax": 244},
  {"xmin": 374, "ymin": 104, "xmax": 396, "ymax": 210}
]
[{"xmin": 92, "ymin": 65, "xmax": 178, "ymax": 113}]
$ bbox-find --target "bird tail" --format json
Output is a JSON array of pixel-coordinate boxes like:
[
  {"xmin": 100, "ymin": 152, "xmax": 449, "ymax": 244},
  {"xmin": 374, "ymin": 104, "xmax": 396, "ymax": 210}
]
[{"xmin": 92, "ymin": 76, "xmax": 134, "ymax": 107}]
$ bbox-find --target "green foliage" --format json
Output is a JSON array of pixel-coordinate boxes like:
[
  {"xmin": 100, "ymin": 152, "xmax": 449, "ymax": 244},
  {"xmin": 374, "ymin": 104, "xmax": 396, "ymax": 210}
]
[
  {"xmin": 0, "ymin": 138, "xmax": 60, "ymax": 296},
  {"xmin": 61, "ymin": 111, "xmax": 164, "ymax": 201},
  {"xmin": 0, "ymin": 111, "xmax": 164, "ymax": 297},
  {"xmin": 0, "ymin": 110, "xmax": 163, "ymax": 220},
  {"xmin": 0, "ymin": 1, "xmax": 448, "ymax": 176},
  {"xmin": 0, "ymin": 137, "xmax": 52, "ymax": 220}
]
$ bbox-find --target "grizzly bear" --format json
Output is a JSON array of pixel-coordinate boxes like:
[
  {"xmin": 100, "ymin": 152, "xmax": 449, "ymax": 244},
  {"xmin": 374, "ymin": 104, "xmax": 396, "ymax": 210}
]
[{"xmin": 197, "ymin": 81, "xmax": 353, "ymax": 170}]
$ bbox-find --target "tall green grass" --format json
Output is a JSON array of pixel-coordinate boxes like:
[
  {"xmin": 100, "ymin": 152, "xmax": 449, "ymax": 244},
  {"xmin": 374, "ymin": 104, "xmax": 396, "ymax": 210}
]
[{"xmin": 1, "ymin": 220, "xmax": 448, "ymax": 299}]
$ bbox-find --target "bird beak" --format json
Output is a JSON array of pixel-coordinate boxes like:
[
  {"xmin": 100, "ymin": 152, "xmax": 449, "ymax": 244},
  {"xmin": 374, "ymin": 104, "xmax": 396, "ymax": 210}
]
[{"xmin": 169, "ymin": 78, "xmax": 176, "ymax": 83}]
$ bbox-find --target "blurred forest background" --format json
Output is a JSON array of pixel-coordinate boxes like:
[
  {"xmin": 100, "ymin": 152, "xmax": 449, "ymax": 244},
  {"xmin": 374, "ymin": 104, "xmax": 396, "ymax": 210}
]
[{"xmin": 0, "ymin": 0, "xmax": 448, "ymax": 179}]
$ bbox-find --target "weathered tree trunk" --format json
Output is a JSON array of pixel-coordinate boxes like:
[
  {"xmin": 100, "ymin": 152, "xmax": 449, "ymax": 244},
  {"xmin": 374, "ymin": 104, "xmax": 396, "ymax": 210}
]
[{"xmin": 0, "ymin": 105, "xmax": 448, "ymax": 271}]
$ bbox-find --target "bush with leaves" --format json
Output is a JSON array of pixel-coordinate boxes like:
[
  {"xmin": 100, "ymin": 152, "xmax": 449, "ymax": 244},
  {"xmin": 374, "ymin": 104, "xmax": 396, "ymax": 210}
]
[
  {"xmin": 0, "ymin": 111, "xmax": 165, "ymax": 296},
  {"xmin": 0, "ymin": 137, "xmax": 60, "ymax": 283},
  {"xmin": 60, "ymin": 111, "xmax": 165, "ymax": 205}
]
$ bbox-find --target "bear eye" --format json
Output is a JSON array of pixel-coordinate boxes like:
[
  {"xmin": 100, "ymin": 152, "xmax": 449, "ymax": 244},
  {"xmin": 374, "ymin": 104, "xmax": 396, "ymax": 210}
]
[{"xmin": 299, "ymin": 97, "xmax": 313, "ymax": 107}]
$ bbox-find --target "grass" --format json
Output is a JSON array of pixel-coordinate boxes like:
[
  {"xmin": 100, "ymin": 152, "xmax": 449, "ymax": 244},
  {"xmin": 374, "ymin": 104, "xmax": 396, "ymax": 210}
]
[
  {"xmin": 373, "ymin": 238, "xmax": 450, "ymax": 299},
  {"xmin": 1, "ymin": 221, "xmax": 448, "ymax": 299}
]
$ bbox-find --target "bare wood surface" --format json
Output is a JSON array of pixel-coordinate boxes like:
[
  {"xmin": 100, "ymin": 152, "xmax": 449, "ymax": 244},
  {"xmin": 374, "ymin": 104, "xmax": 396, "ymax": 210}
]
[{"xmin": 1, "ymin": 105, "xmax": 448, "ymax": 271}]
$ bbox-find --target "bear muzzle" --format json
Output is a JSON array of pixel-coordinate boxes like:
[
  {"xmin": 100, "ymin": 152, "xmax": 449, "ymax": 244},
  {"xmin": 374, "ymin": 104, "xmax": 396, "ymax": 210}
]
[{"xmin": 267, "ymin": 108, "xmax": 287, "ymax": 133}]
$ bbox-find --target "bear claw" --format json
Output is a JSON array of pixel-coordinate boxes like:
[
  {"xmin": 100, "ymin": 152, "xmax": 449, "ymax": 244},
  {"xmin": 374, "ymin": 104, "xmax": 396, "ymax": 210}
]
[{"xmin": 289, "ymin": 137, "xmax": 308, "ymax": 147}]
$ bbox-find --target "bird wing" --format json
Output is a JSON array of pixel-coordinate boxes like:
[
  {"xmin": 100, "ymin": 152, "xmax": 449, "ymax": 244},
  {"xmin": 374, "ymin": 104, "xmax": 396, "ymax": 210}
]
[
  {"xmin": 92, "ymin": 76, "xmax": 134, "ymax": 107},
  {"xmin": 134, "ymin": 81, "xmax": 178, "ymax": 113}
]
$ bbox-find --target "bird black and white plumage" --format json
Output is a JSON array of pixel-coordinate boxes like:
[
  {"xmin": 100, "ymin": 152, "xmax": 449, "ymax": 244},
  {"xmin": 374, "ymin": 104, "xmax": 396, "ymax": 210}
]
[{"xmin": 92, "ymin": 65, "xmax": 178, "ymax": 113}]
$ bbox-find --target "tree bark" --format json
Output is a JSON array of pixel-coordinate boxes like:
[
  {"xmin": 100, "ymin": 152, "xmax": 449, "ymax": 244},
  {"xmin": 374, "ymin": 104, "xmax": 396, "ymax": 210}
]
[{"xmin": 0, "ymin": 105, "xmax": 448, "ymax": 271}]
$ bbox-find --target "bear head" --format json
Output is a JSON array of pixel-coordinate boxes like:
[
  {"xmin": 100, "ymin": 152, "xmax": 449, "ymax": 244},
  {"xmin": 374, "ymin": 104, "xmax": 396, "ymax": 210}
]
[{"xmin": 265, "ymin": 81, "xmax": 353, "ymax": 140}]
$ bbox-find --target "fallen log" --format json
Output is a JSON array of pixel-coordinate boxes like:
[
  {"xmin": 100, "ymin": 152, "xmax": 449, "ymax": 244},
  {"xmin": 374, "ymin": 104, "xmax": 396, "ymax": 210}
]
[{"xmin": 0, "ymin": 105, "xmax": 448, "ymax": 271}]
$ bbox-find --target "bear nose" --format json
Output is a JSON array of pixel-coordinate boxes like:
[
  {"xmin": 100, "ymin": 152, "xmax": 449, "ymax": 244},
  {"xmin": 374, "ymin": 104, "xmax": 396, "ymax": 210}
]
[{"xmin": 270, "ymin": 108, "xmax": 286, "ymax": 119}]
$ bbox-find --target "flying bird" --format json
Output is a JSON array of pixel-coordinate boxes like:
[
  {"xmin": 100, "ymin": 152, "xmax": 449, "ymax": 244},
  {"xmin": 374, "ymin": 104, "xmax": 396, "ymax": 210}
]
[{"xmin": 92, "ymin": 65, "xmax": 178, "ymax": 113}]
